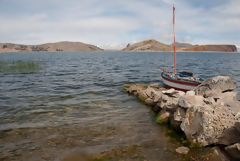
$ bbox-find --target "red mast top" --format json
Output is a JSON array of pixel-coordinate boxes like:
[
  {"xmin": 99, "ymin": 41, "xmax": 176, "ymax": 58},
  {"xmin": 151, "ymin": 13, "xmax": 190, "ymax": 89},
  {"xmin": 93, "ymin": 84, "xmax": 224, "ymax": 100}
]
[{"xmin": 173, "ymin": 4, "xmax": 177, "ymax": 74}]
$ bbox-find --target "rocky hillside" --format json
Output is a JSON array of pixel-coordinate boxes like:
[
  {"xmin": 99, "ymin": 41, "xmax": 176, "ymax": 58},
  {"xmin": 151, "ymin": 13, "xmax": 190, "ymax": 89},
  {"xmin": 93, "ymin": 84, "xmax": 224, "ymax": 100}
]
[
  {"xmin": 0, "ymin": 41, "xmax": 103, "ymax": 53},
  {"xmin": 181, "ymin": 45, "xmax": 237, "ymax": 52},
  {"xmin": 123, "ymin": 39, "xmax": 238, "ymax": 52},
  {"xmin": 122, "ymin": 39, "xmax": 171, "ymax": 51}
]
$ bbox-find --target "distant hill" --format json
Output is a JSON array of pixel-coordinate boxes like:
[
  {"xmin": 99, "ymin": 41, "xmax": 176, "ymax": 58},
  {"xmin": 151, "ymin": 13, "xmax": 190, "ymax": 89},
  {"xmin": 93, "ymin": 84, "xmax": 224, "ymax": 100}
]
[
  {"xmin": 122, "ymin": 39, "xmax": 238, "ymax": 52},
  {"xmin": 180, "ymin": 45, "xmax": 237, "ymax": 52},
  {"xmin": 122, "ymin": 39, "xmax": 171, "ymax": 51},
  {"xmin": 0, "ymin": 41, "xmax": 103, "ymax": 53}
]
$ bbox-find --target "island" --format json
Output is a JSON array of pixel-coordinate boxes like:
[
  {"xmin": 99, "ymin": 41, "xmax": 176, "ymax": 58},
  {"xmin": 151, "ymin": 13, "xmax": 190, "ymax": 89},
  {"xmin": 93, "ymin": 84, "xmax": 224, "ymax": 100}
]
[
  {"xmin": 0, "ymin": 39, "xmax": 238, "ymax": 53},
  {"xmin": 122, "ymin": 39, "xmax": 238, "ymax": 52},
  {"xmin": 0, "ymin": 41, "xmax": 103, "ymax": 53}
]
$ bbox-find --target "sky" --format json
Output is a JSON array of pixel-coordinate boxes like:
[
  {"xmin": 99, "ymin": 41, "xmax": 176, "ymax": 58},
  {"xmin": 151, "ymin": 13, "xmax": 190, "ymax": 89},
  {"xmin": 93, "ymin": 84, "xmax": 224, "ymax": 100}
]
[{"xmin": 0, "ymin": 0, "xmax": 239, "ymax": 49}]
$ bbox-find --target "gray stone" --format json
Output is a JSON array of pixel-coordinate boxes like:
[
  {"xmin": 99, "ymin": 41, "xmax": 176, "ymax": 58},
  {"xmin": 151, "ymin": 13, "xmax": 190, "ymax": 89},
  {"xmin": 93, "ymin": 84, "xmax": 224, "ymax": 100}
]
[
  {"xmin": 175, "ymin": 146, "xmax": 190, "ymax": 154},
  {"xmin": 194, "ymin": 76, "xmax": 236, "ymax": 97},
  {"xmin": 152, "ymin": 91, "xmax": 163, "ymax": 103},
  {"xmin": 138, "ymin": 89, "xmax": 148, "ymax": 101},
  {"xmin": 178, "ymin": 95, "xmax": 205, "ymax": 109},
  {"xmin": 174, "ymin": 108, "xmax": 186, "ymax": 122},
  {"xmin": 181, "ymin": 104, "xmax": 239, "ymax": 146},
  {"xmin": 145, "ymin": 87, "xmax": 154, "ymax": 98},
  {"xmin": 162, "ymin": 88, "xmax": 175, "ymax": 95},
  {"xmin": 159, "ymin": 94, "xmax": 179, "ymax": 110},
  {"xmin": 145, "ymin": 98, "xmax": 154, "ymax": 106}
]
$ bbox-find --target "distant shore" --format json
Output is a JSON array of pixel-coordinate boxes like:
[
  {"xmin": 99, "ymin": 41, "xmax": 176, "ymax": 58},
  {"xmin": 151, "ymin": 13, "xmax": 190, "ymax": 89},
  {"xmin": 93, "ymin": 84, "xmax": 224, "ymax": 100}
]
[{"xmin": 0, "ymin": 39, "xmax": 238, "ymax": 53}]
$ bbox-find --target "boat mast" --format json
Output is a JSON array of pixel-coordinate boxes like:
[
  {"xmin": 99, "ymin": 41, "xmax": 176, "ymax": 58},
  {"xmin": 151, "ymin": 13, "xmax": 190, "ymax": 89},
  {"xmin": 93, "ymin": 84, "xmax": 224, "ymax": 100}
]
[{"xmin": 173, "ymin": 4, "xmax": 176, "ymax": 74}]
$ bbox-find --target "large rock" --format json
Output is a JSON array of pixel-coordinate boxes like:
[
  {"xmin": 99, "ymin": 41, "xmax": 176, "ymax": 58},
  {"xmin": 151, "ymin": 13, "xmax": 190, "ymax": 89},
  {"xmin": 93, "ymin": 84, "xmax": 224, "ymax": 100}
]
[
  {"xmin": 181, "ymin": 104, "xmax": 239, "ymax": 146},
  {"xmin": 174, "ymin": 108, "xmax": 186, "ymax": 122},
  {"xmin": 178, "ymin": 95, "xmax": 205, "ymax": 109},
  {"xmin": 137, "ymin": 89, "xmax": 148, "ymax": 101},
  {"xmin": 145, "ymin": 87, "xmax": 155, "ymax": 98},
  {"xmin": 152, "ymin": 91, "xmax": 163, "ymax": 103},
  {"xmin": 215, "ymin": 92, "xmax": 240, "ymax": 114},
  {"xmin": 194, "ymin": 76, "xmax": 236, "ymax": 97}
]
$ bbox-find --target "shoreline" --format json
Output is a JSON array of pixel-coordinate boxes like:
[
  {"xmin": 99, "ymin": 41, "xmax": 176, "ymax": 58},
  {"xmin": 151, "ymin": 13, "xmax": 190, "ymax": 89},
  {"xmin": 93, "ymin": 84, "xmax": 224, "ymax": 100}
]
[{"xmin": 124, "ymin": 76, "xmax": 240, "ymax": 160}]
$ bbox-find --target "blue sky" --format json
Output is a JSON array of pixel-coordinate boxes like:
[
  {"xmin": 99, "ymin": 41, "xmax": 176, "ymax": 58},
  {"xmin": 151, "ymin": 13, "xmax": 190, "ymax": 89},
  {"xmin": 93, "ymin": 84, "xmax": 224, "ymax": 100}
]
[{"xmin": 0, "ymin": 0, "xmax": 239, "ymax": 49}]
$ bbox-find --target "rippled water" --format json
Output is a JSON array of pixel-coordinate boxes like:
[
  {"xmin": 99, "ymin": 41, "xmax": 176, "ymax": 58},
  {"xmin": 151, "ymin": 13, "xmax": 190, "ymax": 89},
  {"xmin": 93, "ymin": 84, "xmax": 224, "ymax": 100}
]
[{"xmin": 0, "ymin": 52, "xmax": 239, "ymax": 161}]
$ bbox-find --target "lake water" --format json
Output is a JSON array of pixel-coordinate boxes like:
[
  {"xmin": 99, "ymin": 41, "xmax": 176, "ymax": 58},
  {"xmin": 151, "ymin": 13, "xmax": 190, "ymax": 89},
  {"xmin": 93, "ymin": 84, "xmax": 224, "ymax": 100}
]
[{"xmin": 0, "ymin": 52, "xmax": 239, "ymax": 161}]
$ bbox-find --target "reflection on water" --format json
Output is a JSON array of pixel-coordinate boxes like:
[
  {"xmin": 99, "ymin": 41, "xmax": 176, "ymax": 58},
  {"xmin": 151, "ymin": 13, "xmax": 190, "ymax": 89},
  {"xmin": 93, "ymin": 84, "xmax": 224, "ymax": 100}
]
[{"xmin": 0, "ymin": 52, "xmax": 239, "ymax": 160}]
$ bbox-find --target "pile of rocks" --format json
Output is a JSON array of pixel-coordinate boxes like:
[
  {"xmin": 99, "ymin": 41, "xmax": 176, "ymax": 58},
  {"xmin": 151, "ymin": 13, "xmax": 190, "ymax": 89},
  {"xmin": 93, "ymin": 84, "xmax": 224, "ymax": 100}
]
[{"xmin": 124, "ymin": 76, "xmax": 240, "ymax": 160}]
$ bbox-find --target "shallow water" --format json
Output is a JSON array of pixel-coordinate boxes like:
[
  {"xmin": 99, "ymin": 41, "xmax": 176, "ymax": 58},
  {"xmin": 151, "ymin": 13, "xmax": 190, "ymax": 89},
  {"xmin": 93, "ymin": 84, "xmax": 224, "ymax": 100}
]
[{"xmin": 0, "ymin": 52, "xmax": 239, "ymax": 161}]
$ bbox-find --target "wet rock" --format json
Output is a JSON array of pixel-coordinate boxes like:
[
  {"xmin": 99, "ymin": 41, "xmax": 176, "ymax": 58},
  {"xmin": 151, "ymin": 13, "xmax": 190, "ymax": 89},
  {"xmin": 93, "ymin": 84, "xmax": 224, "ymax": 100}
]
[
  {"xmin": 175, "ymin": 146, "xmax": 189, "ymax": 154},
  {"xmin": 156, "ymin": 111, "xmax": 170, "ymax": 124},
  {"xmin": 225, "ymin": 143, "xmax": 240, "ymax": 160},
  {"xmin": 194, "ymin": 76, "xmax": 236, "ymax": 97},
  {"xmin": 145, "ymin": 98, "xmax": 154, "ymax": 106},
  {"xmin": 137, "ymin": 89, "xmax": 148, "ymax": 101}
]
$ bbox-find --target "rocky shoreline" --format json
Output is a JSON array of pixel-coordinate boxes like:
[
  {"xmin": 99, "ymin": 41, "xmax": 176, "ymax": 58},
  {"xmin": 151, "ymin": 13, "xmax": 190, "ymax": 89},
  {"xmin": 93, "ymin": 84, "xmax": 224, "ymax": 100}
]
[{"xmin": 124, "ymin": 76, "xmax": 240, "ymax": 160}]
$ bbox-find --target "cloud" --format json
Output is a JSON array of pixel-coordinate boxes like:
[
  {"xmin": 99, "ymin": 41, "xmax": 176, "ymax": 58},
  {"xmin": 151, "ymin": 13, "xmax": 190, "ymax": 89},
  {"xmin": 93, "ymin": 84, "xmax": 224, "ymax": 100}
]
[{"xmin": 0, "ymin": 0, "xmax": 239, "ymax": 49}]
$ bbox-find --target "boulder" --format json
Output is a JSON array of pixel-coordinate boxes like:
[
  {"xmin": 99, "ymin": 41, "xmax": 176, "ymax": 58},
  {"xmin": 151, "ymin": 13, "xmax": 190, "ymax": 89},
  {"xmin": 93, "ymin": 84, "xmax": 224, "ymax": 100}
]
[
  {"xmin": 194, "ymin": 76, "xmax": 236, "ymax": 97},
  {"xmin": 178, "ymin": 95, "xmax": 205, "ymax": 109},
  {"xmin": 158, "ymin": 94, "xmax": 179, "ymax": 111},
  {"xmin": 137, "ymin": 89, "xmax": 148, "ymax": 101},
  {"xmin": 174, "ymin": 108, "xmax": 186, "ymax": 122},
  {"xmin": 145, "ymin": 98, "xmax": 155, "ymax": 106},
  {"xmin": 152, "ymin": 91, "xmax": 163, "ymax": 103},
  {"xmin": 215, "ymin": 92, "xmax": 240, "ymax": 114},
  {"xmin": 145, "ymin": 87, "xmax": 155, "ymax": 98},
  {"xmin": 225, "ymin": 143, "xmax": 240, "ymax": 160},
  {"xmin": 175, "ymin": 146, "xmax": 190, "ymax": 154},
  {"xmin": 180, "ymin": 104, "xmax": 239, "ymax": 146}
]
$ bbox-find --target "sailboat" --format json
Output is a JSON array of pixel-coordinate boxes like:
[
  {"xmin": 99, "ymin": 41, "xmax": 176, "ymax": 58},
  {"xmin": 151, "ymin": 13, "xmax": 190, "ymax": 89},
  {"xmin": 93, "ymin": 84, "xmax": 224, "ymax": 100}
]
[{"xmin": 161, "ymin": 5, "xmax": 205, "ymax": 91}]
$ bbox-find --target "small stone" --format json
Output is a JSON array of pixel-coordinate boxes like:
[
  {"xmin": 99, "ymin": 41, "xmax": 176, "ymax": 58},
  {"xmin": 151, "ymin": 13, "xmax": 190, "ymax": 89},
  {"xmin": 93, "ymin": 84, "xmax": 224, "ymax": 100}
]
[{"xmin": 176, "ymin": 146, "xmax": 190, "ymax": 154}]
